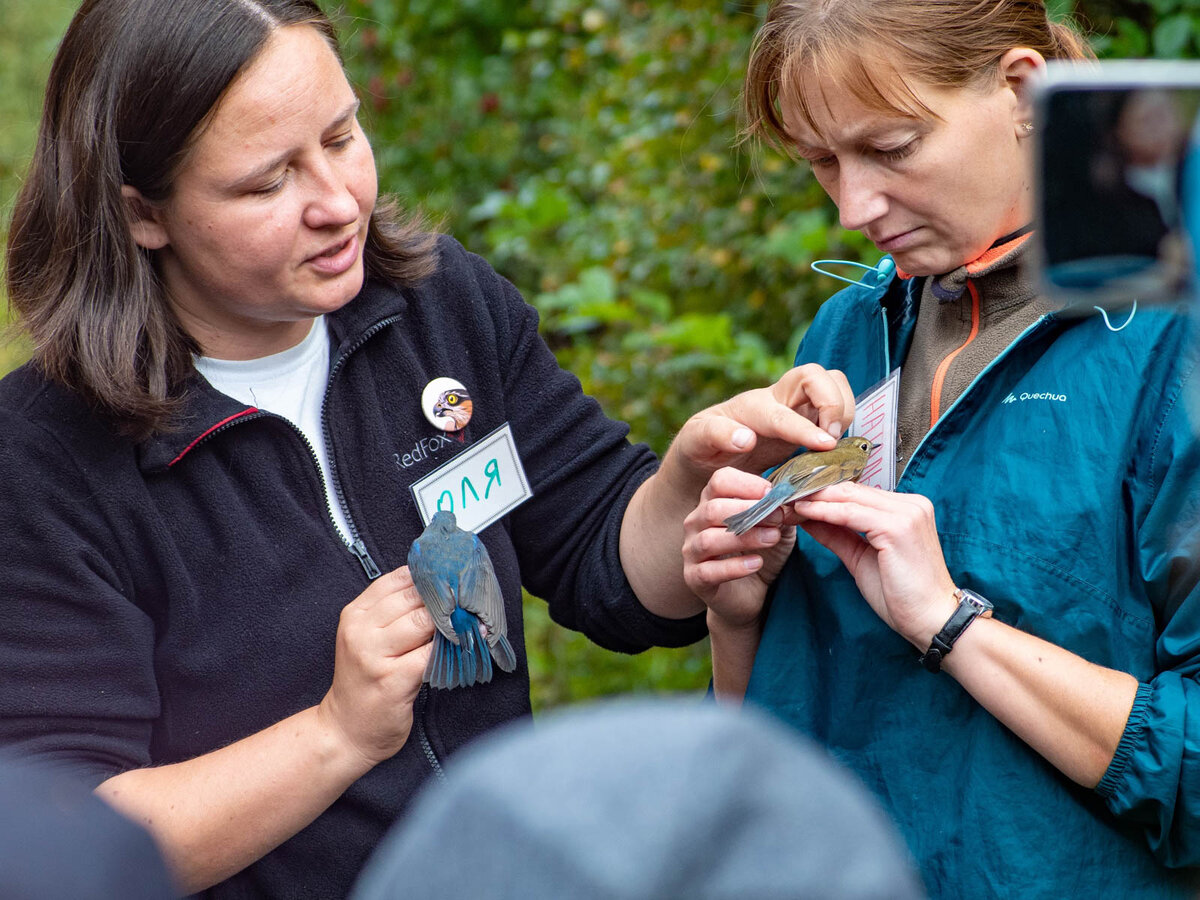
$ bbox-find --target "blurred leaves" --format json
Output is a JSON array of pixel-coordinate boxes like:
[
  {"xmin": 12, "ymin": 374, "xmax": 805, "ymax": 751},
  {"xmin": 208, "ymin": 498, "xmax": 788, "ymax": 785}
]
[
  {"xmin": 336, "ymin": 0, "xmax": 888, "ymax": 451},
  {"xmin": 1081, "ymin": 0, "xmax": 1200, "ymax": 58}
]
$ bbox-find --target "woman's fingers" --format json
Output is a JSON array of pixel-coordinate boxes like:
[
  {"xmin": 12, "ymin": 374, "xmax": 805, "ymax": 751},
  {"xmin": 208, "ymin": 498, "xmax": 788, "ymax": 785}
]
[
  {"xmin": 684, "ymin": 468, "xmax": 790, "ymax": 599},
  {"xmin": 341, "ymin": 603, "xmax": 435, "ymax": 665},
  {"xmin": 686, "ymin": 468, "xmax": 781, "ymax": 542},
  {"xmin": 795, "ymin": 483, "xmax": 956, "ymax": 644},
  {"xmin": 771, "ymin": 363, "xmax": 856, "ymax": 438},
  {"xmin": 684, "ymin": 512, "xmax": 784, "ymax": 563},
  {"xmin": 337, "ymin": 566, "xmax": 434, "ymax": 658},
  {"xmin": 793, "ymin": 481, "xmax": 934, "ymax": 535},
  {"xmin": 719, "ymin": 392, "xmax": 837, "ymax": 452},
  {"xmin": 685, "ymin": 555, "xmax": 767, "ymax": 595},
  {"xmin": 670, "ymin": 364, "xmax": 856, "ymax": 480},
  {"xmin": 350, "ymin": 566, "xmax": 417, "ymax": 614},
  {"xmin": 799, "ymin": 519, "xmax": 868, "ymax": 568},
  {"xmin": 671, "ymin": 414, "xmax": 759, "ymax": 469},
  {"xmin": 323, "ymin": 567, "xmax": 440, "ymax": 765}
]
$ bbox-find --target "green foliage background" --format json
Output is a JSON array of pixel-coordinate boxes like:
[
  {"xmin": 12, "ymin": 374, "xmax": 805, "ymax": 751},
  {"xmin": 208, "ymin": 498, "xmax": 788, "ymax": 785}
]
[{"xmin": 1, "ymin": 0, "xmax": 1195, "ymax": 710}]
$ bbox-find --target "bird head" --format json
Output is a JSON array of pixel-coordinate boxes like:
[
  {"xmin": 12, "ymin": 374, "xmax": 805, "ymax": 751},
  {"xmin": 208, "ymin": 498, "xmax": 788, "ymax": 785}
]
[
  {"xmin": 840, "ymin": 436, "xmax": 879, "ymax": 456},
  {"xmin": 430, "ymin": 510, "xmax": 459, "ymax": 532},
  {"xmin": 433, "ymin": 389, "xmax": 473, "ymax": 428}
]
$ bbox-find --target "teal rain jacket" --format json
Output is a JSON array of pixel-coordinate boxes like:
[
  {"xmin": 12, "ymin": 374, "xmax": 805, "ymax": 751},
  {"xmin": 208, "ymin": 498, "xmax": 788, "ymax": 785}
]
[{"xmin": 745, "ymin": 261, "xmax": 1200, "ymax": 898}]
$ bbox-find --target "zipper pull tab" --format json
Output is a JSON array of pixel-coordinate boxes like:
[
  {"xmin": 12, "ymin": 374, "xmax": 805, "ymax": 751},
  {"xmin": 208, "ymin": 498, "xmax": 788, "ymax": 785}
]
[{"xmin": 350, "ymin": 539, "xmax": 382, "ymax": 580}]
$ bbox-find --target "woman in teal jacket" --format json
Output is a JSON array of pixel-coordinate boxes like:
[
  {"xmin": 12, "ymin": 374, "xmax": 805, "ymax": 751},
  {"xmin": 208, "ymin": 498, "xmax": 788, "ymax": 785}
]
[{"xmin": 684, "ymin": 1, "xmax": 1200, "ymax": 897}]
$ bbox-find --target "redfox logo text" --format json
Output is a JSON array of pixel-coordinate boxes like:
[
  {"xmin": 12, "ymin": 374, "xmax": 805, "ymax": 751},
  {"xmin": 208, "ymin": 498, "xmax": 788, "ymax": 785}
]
[
  {"xmin": 394, "ymin": 434, "xmax": 457, "ymax": 469},
  {"xmin": 1001, "ymin": 392, "xmax": 1067, "ymax": 404}
]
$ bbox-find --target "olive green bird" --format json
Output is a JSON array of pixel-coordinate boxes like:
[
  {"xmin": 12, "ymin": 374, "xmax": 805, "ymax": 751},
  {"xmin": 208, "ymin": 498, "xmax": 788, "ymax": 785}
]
[{"xmin": 723, "ymin": 436, "xmax": 878, "ymax": 536}]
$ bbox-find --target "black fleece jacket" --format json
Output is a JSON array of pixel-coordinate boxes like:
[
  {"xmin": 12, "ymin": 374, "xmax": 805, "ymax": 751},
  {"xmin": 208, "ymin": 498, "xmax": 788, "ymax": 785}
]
[{"xmin": 0, "ymin": 236, "xmax": 707, "ymax": 899}]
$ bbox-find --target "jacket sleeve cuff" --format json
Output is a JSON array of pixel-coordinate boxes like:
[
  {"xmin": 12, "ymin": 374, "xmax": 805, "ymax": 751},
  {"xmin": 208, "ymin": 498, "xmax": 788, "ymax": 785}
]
[{"xmin": 1095, "ymin": 681, "xmax": 1153, "ymax": 799}]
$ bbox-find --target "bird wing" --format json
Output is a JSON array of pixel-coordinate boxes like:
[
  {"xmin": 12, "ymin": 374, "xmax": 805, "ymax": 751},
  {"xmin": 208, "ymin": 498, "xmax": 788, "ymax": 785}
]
[
  {"xmin": 407, "ymin": 538, "xmax": 458, "ymax": 642},
  {"xmin": 776, "ymin": 456, "xmax": 863, "ymax": 500},
  {"xmin": 458, "ymin": 535, "xmax": 507, "ymax": 639},
  {"xmin": 768, "ymin": 458, "xmax": 829, "ymax": 492},
  {"xmin": 786, "ymin": 461, "xmax": 847, "ymax": 497},
  {"xmin": 727, "ymin": 453, "xmax": 868, "ymax": 536}
]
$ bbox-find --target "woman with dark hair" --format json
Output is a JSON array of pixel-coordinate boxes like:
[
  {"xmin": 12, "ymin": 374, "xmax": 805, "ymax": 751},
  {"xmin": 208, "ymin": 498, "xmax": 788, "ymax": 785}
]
[
  {"xmin": 684, "ymin": 0, "xmax": 1200, "ymax": 897},
  {"xmin": 0, "ymin": 1, "xmax": 854, "ymax": 896}
]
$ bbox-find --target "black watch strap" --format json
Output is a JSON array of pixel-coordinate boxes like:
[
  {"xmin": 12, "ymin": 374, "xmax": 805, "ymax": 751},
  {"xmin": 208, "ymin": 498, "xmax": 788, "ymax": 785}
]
[{"xmin": 918, "ymin": 588, "xmax": 993, "ymax": 673}]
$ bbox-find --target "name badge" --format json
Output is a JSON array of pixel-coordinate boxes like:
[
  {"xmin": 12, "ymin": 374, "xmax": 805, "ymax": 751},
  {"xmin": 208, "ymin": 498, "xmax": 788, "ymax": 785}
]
[
  {"xmin": 409, "ymin": 423, "xmax": 533, "ymax": 533},
  {"xmin": 851, "ymin": 369, "xmax": 900, "ymax": 491}
]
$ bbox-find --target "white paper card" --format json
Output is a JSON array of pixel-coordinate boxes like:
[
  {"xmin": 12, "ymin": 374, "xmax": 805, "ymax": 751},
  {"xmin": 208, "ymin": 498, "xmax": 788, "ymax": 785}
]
[
  {"xmin": 850, "ymin": 369, "xmax": 900, "ymax": 491},
  {"xmin": 410, "ymin": 423, "xmax": 533, "ymax": 533}
]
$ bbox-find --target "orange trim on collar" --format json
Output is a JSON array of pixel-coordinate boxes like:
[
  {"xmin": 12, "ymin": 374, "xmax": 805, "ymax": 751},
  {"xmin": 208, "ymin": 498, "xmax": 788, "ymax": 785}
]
[
  {"xmin": 893, "ymin": 231, "xmax": 1034, "ymax": 281},
  {"xmin": 929, "ymin": 280, "xmax": 981, "ymax": 426},
  {"xmin": 966, "ymin": 232, "xmax": 1033, "ymax": 275}
]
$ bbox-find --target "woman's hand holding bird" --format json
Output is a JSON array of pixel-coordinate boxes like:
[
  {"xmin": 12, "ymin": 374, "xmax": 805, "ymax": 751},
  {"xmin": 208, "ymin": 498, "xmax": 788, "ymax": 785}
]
[
  {"xmin": 318, "ymin": 567, "xmax": 436, "ymax": 768},
  {"xmin": 794, "ymin": 483, "xmax": 959, "ymax": 649}
]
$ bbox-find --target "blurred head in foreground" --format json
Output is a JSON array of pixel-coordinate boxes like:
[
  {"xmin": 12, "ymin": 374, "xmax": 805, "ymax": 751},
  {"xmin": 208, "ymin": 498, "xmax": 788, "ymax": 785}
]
[{"xmin": 352, "ymin": 699, "xmax": 924, "ymax": 900}]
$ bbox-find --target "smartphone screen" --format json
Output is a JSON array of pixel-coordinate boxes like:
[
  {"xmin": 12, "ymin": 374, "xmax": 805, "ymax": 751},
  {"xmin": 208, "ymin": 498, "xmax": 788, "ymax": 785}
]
[{"xmin": 1035, "ymin": 61, "xmax": 1200, "ymax": 308}]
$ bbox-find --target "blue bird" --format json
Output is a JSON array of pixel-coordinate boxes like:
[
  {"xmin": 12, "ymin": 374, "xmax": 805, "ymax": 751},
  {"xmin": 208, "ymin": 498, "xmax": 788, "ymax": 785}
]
[{"xmin": 408, "ymin": 510, "xmax": 517, "ymax": 689}]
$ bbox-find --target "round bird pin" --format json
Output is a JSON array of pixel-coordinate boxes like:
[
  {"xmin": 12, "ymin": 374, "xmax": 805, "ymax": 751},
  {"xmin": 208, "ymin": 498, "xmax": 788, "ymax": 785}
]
[{"xmin": 421, "ymin": 377, "xmax": 473, "ymax": 433}]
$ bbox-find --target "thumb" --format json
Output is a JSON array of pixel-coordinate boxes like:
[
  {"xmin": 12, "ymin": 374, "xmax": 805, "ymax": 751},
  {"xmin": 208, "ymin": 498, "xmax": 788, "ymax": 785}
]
[{"xmin": 673, "ymin": 414, "xmax": 757, "ymax": 471}]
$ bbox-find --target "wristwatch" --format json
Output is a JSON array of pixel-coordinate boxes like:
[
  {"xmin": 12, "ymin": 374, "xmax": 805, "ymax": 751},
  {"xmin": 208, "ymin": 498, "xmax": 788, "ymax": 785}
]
[{"xmin": 918, "ymin": 588, "xmax": 994, "ymax": 673}]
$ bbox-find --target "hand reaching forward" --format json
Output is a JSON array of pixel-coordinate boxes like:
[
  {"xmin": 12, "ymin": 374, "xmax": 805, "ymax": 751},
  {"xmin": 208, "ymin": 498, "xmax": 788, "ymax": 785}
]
[
  {"xmin": 318, "ymin": 567, "xmax": 437, "ymax": 767},
  {"xmin": 621, "ymin": 362, "xmax": 852, "ymax": 622},
  {"xmin": 667, "ymin": 364, "xmax": 856, "ymax": 487}
]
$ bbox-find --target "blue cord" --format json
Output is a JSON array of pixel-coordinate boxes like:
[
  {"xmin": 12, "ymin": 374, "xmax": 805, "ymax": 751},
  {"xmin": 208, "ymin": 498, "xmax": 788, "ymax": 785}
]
[
  {"xmin": 811, "ymin": 257, "xmax": 895, "ymax": 287},
  {"xmin": 1094, "ymin": 300, "xmax": 1138, "ymax": 332}
]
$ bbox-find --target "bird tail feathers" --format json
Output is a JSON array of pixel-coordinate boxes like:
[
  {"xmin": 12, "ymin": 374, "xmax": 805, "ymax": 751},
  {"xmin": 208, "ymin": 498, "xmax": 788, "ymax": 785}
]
[
  {"xmin": 425, "ymin": 610, "xmax": 495, "ymax": 689},
  {"xmin": 723, "ymin": 492, "xmax": 783, "ymax": 536},
  {"xmin": 489, "ymin": 634, "xmax": 517, "ymax": 673}
]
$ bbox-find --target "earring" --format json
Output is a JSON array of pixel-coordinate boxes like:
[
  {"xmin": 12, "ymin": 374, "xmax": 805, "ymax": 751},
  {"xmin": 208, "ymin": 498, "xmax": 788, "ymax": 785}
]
[{"xmin": 1021, "ymin": 122, "xmax": 1034, "ymax": 133}]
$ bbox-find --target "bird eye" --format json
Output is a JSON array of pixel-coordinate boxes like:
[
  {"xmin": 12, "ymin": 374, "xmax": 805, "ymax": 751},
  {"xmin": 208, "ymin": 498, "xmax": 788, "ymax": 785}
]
[{"xmin": 446, "ymin": 393, "xmax": 459, "ymax": 405}]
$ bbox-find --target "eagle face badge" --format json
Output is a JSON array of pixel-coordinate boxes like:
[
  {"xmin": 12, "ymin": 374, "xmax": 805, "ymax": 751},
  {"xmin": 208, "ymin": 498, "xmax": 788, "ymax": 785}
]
[{"xmin": 422, "ymin": 377, "xmax": 474, "ymax": 433}]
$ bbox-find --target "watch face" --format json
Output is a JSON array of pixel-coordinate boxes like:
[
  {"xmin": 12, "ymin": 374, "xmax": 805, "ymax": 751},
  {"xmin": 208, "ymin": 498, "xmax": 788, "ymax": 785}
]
[{"xmin": 960, "ymin": 589, "xmax": 994, "ymax": 613}]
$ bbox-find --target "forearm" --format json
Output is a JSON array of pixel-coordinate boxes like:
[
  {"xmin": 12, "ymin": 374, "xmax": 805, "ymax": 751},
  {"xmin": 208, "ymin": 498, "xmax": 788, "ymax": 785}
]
[
  {"xmin": 934, "ymin": 616, "xmax": 1139, "ymax": 788},
  {"xmin": 620, "ymin": 453, "xmax": 708, "ymax": 619},
  {"xmin": 795, "ymin": 484, "xmax": 1142, "ymax": 789},
  {"xmin": 96, "ymin": 703, "xmax": 375, "ymax": 893},
  {"xmin": 708, "ymin": 611, "xmax": 763, "ymax": 702}
]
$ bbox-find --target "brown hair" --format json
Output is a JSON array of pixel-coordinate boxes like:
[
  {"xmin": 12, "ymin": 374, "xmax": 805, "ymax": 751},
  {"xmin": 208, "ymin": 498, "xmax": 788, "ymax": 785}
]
[
  {"xmin": 744, "ymin": 0, "xmax": 1094, "ymax": 152},
  {"xmin": 5, "ymin": 0, "xmax": 437, "ymax": 439}
]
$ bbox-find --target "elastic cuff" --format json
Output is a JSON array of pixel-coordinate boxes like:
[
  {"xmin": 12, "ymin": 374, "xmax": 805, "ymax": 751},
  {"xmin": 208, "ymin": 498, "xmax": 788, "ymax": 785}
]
[{"xmin": 1095, "ymin": 681, "xmax": 1153, "ymax": 799}]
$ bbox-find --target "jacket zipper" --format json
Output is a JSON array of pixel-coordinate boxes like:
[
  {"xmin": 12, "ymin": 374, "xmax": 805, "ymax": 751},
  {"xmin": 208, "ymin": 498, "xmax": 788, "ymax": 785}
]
[
  {"xmin": 414, "ymin": 684, "xmax": 445, "ymax": 782},
  {"xmin": 310, "ymin": 315, "xmax": 405, "ymax": 581},
  {"xmin": 324, "ymin": 315, "xmax": 444, "ymax": 778},
  {"xmin": 182, "ymin": 316, "xmax": 403, "ymax": 580},
  {"xmin": 171, "ymin": 410, "xmax": 271, "ymax": 457},
  {"xmin": 897, "ymin": 312, "xmax": 1054, "ymax": 488},
  {"xmin": 279, "ymin": 417, "xmax": 381, "ymax": 580},
  {"xmin": 182, "ymin": 315, "xmax": 442, "ymax": 771}
]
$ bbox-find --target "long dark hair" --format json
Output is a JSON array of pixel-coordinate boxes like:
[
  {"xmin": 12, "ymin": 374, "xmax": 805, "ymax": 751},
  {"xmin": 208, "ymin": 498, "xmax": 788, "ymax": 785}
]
[{"xmin": 5, "ymin": 0, "xmax": 437, "ymax": 439}]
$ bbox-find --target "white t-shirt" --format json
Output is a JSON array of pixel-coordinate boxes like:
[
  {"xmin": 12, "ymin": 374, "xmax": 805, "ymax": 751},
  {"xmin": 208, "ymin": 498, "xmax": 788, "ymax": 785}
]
[{"xmin": 194, "ymin": 317, "xmax": 353, "ymax": 543}]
